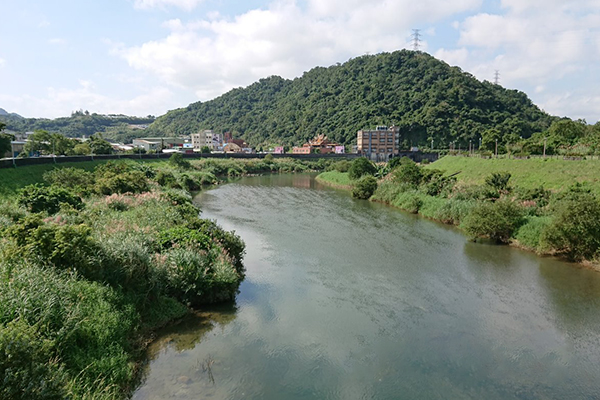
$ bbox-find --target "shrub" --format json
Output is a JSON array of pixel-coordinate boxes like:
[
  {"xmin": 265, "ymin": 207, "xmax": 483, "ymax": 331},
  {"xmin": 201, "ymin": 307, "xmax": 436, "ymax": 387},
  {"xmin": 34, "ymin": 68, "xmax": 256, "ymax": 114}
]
[
  {"xmin": 541, "ymin": 193, "xmax": 600, "ymax": 261},
  {"xmin": 514, "ymin": 216, "xmax": 552, "ymax": 251},
  {"xmin": 155, "ymin": 170, "xmax": 180, "ymax": 188},
  {"xmin": 43, "ymin": 167, "xmax": 94, "ymax": 195},
  {"xmin": 485, "ymin": 172, "xmax": 512, "ymax": 194},
  {"xmin": 326, "ymin": 160, "xmax": 351, "ymax": 173},
  {"xmin": 461, "ymin": 199, "xmax": 525, "ymax": 243},
  {"xmin": 348, "ymin": 157, "xmax": 377, "ymax": 180},
  {"xmin": 169, "ymin": 153, "xmax": 192, "ymax": 170},
  {"xmin": 157, "ymin": 226, "xmax": 212, "ymax": 251},
  {"xmin": 264, "ymin": 153, "xmax": 274, "ymax": 163},
  {"xmin": 0, "ymin": 320, "xmax": 67, "ymax": 400},
  {"xmin": 394, "ymin": 191, "xmax": 424, "ymax": 214},
  {"xmin": 352, "ymin": 176, "xmax": 378, "ymax": 199},
  {"xmin": 178, "ymin": 173, "xmax": 201, "ymax": 191},
  {"xmin": 17, "ymin": 184, "xmax": 83, "ymax": 215},
  {"xmin": 392, "ymin": 159, "xmax": 423, "ymax": 187},
  {"xmin": 515, "ymin": 186, "xmax": 551, "ymax": 208},
  {"xmin": 95, "ymin": 171, "xmax": 149, "ymax": 195},
  {"xmin": 422, "ymin": 169, "xmax": 455, "ymax": 196}
]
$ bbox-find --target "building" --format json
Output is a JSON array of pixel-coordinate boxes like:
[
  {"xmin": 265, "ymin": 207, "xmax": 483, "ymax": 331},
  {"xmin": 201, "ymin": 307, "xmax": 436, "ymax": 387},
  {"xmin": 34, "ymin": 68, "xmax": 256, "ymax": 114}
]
[
  {"xmin": 293, "ymin": 134, "xmax": 341, "ymax": 154},
  {"xmin": 132, "ymin": 139, "xmax": 160, "ymax": 152},
  {"xmin": 292, "ymin": 145, "xmax": 311, "ymax": 154},
  {"xmin": 191, "ymin": 132, "xmax": 207, "ymax": 150},
  {"xmin": 357, "ymin": 126, "xmax": 400, "ymax": 160},
  {"xmin": 224, "ymin": 142, "xmax": 242, "ymax": 153}
]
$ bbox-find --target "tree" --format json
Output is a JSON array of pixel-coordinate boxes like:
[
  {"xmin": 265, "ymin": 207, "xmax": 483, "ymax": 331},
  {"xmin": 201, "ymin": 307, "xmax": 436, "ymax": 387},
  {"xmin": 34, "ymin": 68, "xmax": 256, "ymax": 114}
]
[
  {"xmin": 462, "ymin": 200, "xmax": 524, "ymax": 243},
  {"xmin": 88, "ymin": 134, "xmax": 113, "ymax": 155},
  {"xmin": 352, "ymin": 176, "xmax": 378, "ymax": 199},
  {"xmin": 481, "ymin": 128, "xmax": 502, "ymax": 152},
  {"xmin": 50, "ymin": 134, "xmax": 76, "ymax": 155},
  {"xmin": 348, "ymin": 157, "xmax": 377, "ymax": 180},
  {"xmin": 200, "ymin": 146, "xmax": 211, "ymax": 154},
  {"xmin": 0, "ymin": 122, "xmax": 14, "ymax": 157},
  {"xmin": 23, "ymin": 130, "xmax": 51, "ymax": 155}
]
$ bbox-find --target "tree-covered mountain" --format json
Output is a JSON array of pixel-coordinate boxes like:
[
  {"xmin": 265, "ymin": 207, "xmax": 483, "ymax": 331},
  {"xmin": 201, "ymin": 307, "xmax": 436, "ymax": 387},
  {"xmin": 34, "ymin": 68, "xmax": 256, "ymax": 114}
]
[
  {"xmin": 0, "ymin": 110, "xmax": 155, "ymax": 143},
  {"xmin": 146, "ymin": 50, "xmax": 556, "ymax": 148}
]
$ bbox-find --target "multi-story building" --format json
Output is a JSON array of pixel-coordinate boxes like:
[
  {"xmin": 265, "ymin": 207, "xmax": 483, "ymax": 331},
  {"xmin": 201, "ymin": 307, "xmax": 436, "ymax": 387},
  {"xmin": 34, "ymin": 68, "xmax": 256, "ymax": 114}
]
[
  {"xmin": 357, "ymin": 126, "xmax": 400, "ymax": 160},
  {"xmin": 191, "ymin": 132, "xmax": 207, "ymax": 150}
]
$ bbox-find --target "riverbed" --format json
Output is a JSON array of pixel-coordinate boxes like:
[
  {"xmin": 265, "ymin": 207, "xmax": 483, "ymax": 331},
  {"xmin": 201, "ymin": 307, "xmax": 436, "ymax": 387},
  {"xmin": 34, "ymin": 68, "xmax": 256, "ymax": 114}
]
[{"xmin": 132, "ymin": 174, "xmax": 600, "ymax": 400}]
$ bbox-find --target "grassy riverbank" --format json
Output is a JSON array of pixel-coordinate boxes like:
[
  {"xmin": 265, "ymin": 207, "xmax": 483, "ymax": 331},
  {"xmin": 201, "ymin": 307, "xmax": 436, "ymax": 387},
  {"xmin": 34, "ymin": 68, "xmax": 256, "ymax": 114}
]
[
  {"xmin": 0, "ymin": 156, "xmax": 330, "ymax": 399},
  {"xmin": 317, "ymin": 156, "xmax": 600, "ymax": 268},
  {"xmin": 427, "ymin": 156, "xmax": 600, "ymax": 194}
]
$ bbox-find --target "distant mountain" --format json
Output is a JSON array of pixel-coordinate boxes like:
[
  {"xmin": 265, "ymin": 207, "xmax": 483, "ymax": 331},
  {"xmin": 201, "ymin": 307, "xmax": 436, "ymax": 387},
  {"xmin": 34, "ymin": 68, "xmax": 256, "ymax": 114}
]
[
  {"xmin": 0, "ymin": 111, "xmax": 155, "ymax": 143},
  {"xmin": 146, "ymin": 50, "xmax": 556, "ymax": 148},
  {"xmin": 0, "ymin": 108, "xmax": 23, "ymax": 119}
]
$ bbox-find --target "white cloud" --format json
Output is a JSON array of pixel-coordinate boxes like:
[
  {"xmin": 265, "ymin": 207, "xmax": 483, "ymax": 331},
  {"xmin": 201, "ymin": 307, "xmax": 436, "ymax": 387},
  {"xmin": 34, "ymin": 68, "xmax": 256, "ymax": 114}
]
[
  {"xmin": 117, "ymin": 0, "xmax": 482, "ymax": 101},
  {"xmin": 133, "ymin": 0, "xmax": 205, "ymax": 12},
  {"xmin": 0, "ymin": 81, "xmax": 175, "ymax": 119}
]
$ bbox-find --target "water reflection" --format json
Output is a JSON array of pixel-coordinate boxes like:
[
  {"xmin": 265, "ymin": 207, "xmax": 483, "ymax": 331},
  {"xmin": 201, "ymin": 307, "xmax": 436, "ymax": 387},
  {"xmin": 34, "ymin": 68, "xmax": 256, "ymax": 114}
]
[{"xmin": 133, "ymin": 174, "xmax": 600, "ymax": 400}]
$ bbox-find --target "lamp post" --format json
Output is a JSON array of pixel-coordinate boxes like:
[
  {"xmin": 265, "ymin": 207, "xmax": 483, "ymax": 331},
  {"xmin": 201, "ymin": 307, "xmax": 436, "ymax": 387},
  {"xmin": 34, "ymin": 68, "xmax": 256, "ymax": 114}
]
[{"xmin": 495, "ymin": 139, "xmax": 498, "ymax": 157}]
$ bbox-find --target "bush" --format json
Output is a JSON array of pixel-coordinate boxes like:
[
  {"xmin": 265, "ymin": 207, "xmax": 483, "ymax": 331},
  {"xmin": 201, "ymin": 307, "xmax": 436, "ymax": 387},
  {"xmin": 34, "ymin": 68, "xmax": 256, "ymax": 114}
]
[
  {"xmin": 392, "ymin": 159, "xmax": 423, "ymax": 187},
  {"xmin": 327, "ymin": 160, "xmax": 351, "ymax": 173},
  {"xmin": 264, "ymin": 153, "xmax": 274, "ymax": 163},
  {"xmin": 17, "ymin": 184, "xmax": 83, "ymax": 215},
  {"xmin": 43, "ymin": 167, "xmax": 94, "ymax": 195},
  {"xmin": 352, "ymin": 176, "xmax": 378, "ymax": 199},
  {"xmin": 169, "ymin": 153, "xmax": 191, "ymax": 169},
  {"xmin": 485, "ymin": 172, "xmax": 512, "ymax": 195},
  {"xmin": 95, "ymin": 171, "xmax": 149, "ymax": 195},
  {"xmin": 514, "ymin": 216, "xmax": 552, "ymax": 251},
  {"xmin": 348, "ymin": 157, "xmax": 377, "ymax": 180},
  {"xmin": 395, "ymin": 191, "xmax": 424, "ymax": 214},
  {"xmin": 541, "ymin": 193, "xmax": 600, "ymax": 261},
  {"xmin": 0, "ymin": 320, "xmax": 67, "ymax": 400},
  {"xmin": 461, "ymin": 199, "xmax": 525, "ymax": 243},
  {"xmin": 155, "ymin": 170, "xmax": 180, "ymax": 188}
]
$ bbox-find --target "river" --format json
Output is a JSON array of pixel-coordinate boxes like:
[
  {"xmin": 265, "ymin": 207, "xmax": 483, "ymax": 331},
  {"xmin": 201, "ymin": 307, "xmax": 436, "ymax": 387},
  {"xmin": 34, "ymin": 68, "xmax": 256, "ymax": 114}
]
[{"xmin": 132, "ymin": 174, "xmax": 600, "ymax": 400}]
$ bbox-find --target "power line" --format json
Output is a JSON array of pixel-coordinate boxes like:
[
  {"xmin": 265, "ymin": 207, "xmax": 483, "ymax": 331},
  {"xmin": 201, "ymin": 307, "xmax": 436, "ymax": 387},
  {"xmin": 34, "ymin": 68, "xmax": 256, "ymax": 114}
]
[
  {"xmin": 494, "ymin": 70, "xmax": 500, "ymax": 85},
  {"xmin": 412, "ymin": 29, "xmax": 421, "ymax": 51}
]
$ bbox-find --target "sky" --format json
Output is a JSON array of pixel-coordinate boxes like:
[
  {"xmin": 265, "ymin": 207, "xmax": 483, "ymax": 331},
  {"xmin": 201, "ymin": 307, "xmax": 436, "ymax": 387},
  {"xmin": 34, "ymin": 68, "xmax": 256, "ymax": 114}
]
[{"xmin": 0, "ymin": 0, "xmax": 599, "ymax": 123}]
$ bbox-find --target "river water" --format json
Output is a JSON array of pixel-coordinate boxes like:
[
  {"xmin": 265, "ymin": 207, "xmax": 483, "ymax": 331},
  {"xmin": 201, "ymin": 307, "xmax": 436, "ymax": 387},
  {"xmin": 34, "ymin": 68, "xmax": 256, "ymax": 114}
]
[{"xmin": 132, "ymin": 174, "xmax": 600, "ymax": 400}]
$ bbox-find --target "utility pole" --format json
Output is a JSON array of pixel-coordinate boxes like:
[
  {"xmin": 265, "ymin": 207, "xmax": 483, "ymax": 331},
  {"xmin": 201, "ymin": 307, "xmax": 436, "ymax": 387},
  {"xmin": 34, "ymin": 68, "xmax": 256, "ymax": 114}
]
[
  {"xmin": 494, "ymin": 70, "xmax": 500, "ymax": 85},
  {"xmin": 11, "ymin": 141, "xmax": 15, "ymax": 168},
  {"xmin": 543, "ymin": 137, "xmax": 547, "ymax": 158},
  {"xmin": 412, "ymin": 29, "xmax": 422, "ymax": 51},
  {"xmin": 431, "ymin": 138, "xmax": 433, "ymax": 150},
  {"xmin": 495, "ymin": 139, "xmax": 498, "ymax": 157}
]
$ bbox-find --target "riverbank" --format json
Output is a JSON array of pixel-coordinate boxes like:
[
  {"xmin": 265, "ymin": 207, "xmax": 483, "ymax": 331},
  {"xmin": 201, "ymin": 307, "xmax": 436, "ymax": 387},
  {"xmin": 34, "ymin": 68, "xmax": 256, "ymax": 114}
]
[
  {"xmin": 317, "ymin": 157, "xmax": 600, "ymax": 269},
  {"xmin": 0, "ymin": 156, "xmax": 334, "ymax": 399}
]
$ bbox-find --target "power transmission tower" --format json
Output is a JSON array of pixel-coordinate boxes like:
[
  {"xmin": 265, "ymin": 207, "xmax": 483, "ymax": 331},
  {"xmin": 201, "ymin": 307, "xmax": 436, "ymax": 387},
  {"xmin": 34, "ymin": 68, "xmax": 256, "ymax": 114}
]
[
  {"xmin": 412, "ymin": 29, "xmax": 422, "ymax": 51},
  {"xmin": 494, "ymin": 70, "xmax": 500, "ymax": 85}
]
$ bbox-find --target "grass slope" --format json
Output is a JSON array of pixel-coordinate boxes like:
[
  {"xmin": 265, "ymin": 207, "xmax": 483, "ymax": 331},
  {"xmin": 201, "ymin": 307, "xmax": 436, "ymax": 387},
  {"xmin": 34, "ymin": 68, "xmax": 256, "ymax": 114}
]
[
  {"xmin": 0, "ymin": 160, "xmax": 165, "ymax": 198},
  {"xmin": 315, "ymin": 171, "xmax": 352, "ymax": 189},
  {"xmin": 427, "ymin": 156, "xmax": 600, "ymax": 193}
]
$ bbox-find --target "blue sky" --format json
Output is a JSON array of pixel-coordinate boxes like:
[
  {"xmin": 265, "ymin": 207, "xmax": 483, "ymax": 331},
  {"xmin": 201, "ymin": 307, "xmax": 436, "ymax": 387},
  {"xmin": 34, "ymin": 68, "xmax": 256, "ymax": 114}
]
[{"xmin": 1, "ymin": 0, "xmax": 599, "ymax": 123}]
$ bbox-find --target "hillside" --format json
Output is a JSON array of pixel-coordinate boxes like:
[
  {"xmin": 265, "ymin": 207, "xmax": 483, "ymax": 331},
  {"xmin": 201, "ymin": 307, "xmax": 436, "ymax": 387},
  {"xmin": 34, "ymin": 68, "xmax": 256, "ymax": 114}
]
[
  {"xmin": 0, "ymin": 110, "xmax": 155, "ymax": 142},
  {"xmin": 146, "ymin": 50, "xmax": 555, "ymax": 147}
]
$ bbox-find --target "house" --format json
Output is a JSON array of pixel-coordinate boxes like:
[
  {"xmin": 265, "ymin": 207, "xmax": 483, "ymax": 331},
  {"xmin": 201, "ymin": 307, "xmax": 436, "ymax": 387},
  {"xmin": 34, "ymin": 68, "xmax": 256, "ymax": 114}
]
[
  {"xmin": 224, "ymin": 142, "xmax": 242, "ymax": 153},
  {"xmin": 132, "ymin": 139, "xmax": 160, "ymax": 152}
]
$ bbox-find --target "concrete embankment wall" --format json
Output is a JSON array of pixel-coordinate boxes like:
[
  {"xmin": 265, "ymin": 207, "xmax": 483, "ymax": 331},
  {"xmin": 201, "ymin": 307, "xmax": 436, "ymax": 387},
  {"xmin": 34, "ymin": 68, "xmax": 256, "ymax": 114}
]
[{"xmin": 0, "ymin": 152, "xmax": 361, "ymax": 169}]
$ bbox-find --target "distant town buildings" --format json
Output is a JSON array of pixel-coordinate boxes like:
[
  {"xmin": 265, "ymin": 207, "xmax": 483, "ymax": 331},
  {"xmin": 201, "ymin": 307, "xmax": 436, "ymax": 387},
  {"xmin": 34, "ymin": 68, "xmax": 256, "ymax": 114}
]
[
  {"xmin": 357, "ymin": 126, "xmax": 400, "ymax": 160},
  {"xmin": 292, "ymin": 134, "xmax": 342, "ymax": 154}
]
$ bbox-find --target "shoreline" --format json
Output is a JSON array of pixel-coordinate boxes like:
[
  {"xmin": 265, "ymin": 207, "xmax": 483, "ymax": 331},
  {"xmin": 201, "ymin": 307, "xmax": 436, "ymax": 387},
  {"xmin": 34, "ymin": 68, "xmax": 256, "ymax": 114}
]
[{"xmin": 316, "ymin": 172, "xmax": 600, "ymax": 272}]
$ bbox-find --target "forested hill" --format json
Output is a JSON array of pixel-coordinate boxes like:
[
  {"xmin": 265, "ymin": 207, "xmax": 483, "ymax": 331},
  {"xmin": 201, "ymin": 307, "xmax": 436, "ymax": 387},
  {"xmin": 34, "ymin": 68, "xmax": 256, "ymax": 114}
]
[
  {"xmin": 146, "ymin": 50, "xmax": 555, "ymax": 148},
  {"xmin": 0, "ymin": 111, "xmax": 155, "ymax": 142}
]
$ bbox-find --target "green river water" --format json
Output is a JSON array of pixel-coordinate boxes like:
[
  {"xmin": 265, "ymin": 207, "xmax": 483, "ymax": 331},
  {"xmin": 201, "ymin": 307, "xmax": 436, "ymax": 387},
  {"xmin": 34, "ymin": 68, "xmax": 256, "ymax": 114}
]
[{"xmin": 132, "ymin": 174, "xmax": 600, "ymax": 400}]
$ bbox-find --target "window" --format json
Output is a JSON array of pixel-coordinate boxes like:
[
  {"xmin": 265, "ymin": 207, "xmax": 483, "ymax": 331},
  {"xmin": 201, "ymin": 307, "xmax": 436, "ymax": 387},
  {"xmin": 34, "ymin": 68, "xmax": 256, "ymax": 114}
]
[
  {"xmin": 388, "ymin": 138, "xmax": 393, "ymax": 142},
  {"xmin": 387, "ymin": 148, "xmax": 393, "ymax": 153}
]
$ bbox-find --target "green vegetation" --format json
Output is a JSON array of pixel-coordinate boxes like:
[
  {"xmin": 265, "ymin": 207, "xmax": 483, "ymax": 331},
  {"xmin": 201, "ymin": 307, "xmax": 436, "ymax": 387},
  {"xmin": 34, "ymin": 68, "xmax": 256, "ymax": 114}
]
[
  {"xmin": 427, "ymin": 156, "xmax": 600, "ymax": 194},
  {"xmin": 0, "ymin": 110, "xmax": 154, "ymax": 143},
  {"xmin": 352, "ymin": 176, "xmax": 378, "ymax": 199},
  {"xmin": 0, "ymin": 155, "xmax": 328, "ymax": 399},
  {"xmin": 146, "ymin": 50, "xmax": 554, "ymax": 148},
  {"xmin": 348, "ymin": 157, "xmax": 377, "ymax": 180},
  {"xmin": 319, "ymin": 156, "xmax": 600, "ymax": 266}
]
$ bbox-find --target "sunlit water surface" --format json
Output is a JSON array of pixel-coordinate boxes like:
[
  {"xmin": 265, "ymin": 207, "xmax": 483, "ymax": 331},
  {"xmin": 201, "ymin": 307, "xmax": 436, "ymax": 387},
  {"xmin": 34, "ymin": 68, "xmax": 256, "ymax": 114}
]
[{"xmin": 133, "ymin": 174, "xmax": 600, "ymax": 400}]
